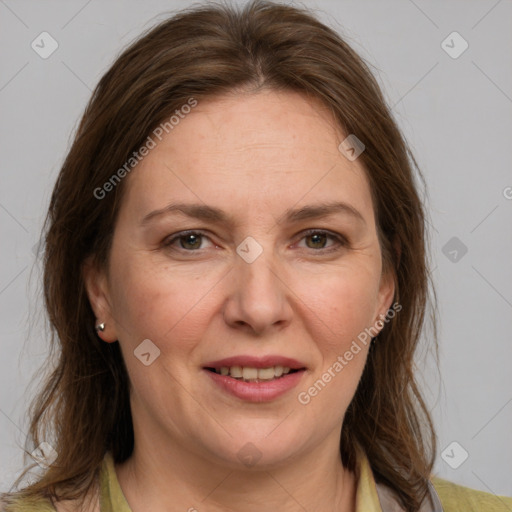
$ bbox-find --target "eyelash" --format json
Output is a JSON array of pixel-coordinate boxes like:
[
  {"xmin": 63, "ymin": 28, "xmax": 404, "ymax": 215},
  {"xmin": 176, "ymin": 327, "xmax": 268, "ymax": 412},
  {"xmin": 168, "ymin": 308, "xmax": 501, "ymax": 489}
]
[{"xmin": 162, "ymin": 229, "xmax": 347, "ymax": 255}]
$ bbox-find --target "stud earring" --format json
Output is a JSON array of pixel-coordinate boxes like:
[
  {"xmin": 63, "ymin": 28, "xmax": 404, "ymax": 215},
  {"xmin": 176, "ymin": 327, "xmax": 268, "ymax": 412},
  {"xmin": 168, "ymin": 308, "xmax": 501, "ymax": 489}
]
[{"xmin": 95, "ymin": 322, "xmax": 106, "ymax": 332}]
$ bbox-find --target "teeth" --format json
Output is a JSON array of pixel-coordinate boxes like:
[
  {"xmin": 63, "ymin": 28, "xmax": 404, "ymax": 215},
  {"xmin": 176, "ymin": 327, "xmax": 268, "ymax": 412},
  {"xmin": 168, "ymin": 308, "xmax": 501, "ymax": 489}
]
[
  {"xmin": 257, "ymin": 367, "xmax": 275, "ymax": 380},
  {"xmin": 230, "ymin": 366, "xmax": 243, "ymax": 378},
  {"xmin": 242, "ymin": 367, "xmax": 258, "ymax": 380},
  {"xmin": 214, "ymin": 366, "xmax": 295, "ymax": 381}
]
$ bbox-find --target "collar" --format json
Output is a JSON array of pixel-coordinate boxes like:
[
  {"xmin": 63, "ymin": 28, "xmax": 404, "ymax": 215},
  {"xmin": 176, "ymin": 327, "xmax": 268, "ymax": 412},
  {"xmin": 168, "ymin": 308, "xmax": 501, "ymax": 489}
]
[{"xmin": 354, "ymin": 443, "xmax": 444, "ymax": 512}]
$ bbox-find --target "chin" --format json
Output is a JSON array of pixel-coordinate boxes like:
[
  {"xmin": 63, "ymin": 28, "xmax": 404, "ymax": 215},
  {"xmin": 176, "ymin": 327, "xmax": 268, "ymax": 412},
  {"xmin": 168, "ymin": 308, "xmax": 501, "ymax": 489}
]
[{"xmin": 204, "ymin": 433, "xmax": 305, "ymax": 471}]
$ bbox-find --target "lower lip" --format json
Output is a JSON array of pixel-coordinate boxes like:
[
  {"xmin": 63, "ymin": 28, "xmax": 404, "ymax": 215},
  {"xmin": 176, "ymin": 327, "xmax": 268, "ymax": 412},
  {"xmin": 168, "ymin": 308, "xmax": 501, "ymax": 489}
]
[{"xmin": 203, "ymin": 369, "xmax": 305, "ymax": 402}]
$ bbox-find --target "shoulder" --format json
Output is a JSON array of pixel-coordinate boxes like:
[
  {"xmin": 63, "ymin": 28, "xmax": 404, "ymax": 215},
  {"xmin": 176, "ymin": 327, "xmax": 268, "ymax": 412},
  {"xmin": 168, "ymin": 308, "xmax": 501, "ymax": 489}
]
[
  {"xmin": 0, "ymin": 495, "xmax": 100, "ymax": 512},
  {"xmin": 431, "ymin": 476, "xmax": 512, "ymax": 511},
  {"xmin": 0, "ymin": 488, "xmax": 99, "ymax": 512},
  {"xmin": 0, "ymin": 495, "xmax": 55, "ymax": 512}
]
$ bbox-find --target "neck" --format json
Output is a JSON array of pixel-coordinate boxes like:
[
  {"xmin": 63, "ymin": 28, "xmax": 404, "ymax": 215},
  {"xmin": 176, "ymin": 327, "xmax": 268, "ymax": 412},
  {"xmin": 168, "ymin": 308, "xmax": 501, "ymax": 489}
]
[{"xmin": 115, "ymin": 432, "xmax": 357, "ymax": 512}]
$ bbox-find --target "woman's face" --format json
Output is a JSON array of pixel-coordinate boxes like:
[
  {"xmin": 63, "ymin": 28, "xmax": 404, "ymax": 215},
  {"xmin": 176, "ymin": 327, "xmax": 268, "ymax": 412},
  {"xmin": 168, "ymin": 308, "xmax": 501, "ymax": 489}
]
[{"xmin": 85, "ymin": 89, "xmax": 394, "ymax": 468}]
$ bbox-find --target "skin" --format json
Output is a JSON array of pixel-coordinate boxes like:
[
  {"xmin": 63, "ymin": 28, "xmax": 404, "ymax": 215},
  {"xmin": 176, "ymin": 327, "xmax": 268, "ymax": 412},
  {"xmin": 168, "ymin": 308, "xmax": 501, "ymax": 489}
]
[{"xmin": 84, "ymin": 89, "xmax": 395, "ymax": 512}]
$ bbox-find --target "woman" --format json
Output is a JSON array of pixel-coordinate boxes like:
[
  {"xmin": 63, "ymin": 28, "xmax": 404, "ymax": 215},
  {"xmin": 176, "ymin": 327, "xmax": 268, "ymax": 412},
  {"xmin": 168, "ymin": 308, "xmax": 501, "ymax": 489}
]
[{"xmin": 1, "ymin": 1, "xmax": 511, "ymax": 511}]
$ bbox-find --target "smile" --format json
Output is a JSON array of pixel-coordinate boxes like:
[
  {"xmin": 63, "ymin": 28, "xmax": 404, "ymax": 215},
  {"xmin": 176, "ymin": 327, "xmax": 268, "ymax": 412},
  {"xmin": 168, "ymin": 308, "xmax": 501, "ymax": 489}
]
[{"xmin": 205, "ymin": 365, "xmax": 299, "ymax": 382}]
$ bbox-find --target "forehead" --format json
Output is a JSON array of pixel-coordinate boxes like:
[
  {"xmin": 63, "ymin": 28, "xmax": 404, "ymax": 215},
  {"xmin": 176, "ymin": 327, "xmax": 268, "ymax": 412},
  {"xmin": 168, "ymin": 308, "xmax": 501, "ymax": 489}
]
[{"xmin": 120, "ymin": 89, "xmax": 375, "ymax": 226}]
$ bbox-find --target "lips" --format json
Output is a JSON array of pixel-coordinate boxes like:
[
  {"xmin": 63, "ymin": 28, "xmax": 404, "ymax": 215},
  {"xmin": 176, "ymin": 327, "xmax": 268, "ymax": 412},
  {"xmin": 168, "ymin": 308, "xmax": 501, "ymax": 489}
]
[
  {"xmin": 203, "ymin": 355, "xmax": 306, "ymax": 370},
  {"xmin": 202, "ymin": 355, "xmax": 307, "ymax": 402}
]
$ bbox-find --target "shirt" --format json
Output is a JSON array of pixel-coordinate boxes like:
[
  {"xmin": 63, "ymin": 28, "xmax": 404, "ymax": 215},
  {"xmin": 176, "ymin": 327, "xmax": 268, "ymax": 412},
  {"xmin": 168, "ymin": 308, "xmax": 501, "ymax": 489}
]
[{"xmin": 3, "ymin": 447, "xmax": 512, "ymax": 511}]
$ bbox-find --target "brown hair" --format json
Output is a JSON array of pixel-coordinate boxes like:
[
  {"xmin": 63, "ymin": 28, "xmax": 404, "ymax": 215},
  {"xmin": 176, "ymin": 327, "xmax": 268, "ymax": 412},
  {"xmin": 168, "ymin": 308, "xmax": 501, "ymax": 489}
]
[{"xmin": 1, "ymin": 1, "xmax": 438, "ymax": 510}]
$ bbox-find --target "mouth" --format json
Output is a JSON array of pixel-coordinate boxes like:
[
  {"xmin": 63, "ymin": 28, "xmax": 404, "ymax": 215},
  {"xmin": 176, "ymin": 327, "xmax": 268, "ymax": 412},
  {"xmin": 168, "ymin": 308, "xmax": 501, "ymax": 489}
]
[
  {"xmin": 202, "ymin": 355, "xmax": 307, "ymax": 401},
  {"xmin": 204, "ymin": 365, "xmax": 303, "ymax": 382}
]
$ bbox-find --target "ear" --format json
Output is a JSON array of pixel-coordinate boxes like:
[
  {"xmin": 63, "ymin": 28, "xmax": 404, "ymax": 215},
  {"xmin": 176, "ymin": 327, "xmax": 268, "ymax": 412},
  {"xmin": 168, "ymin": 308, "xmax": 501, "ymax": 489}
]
[
  {"xmin": 374, "ymin": 267, "xmax": 396, "ymax": 325},
  {"xmin": 82, "ymin": 256, "xmax": 118, "ymax": 343},
  {"xmin": 372, "ymin": 237, "xmax": 400, "ymax": 335}
]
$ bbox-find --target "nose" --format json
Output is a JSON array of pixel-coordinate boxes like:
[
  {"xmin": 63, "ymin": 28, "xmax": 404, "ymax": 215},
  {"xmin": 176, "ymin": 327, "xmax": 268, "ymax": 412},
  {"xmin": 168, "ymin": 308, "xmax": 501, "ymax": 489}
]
[{"xmin": 222, "ymin": 249, "xmax": 293, "ymax": 336}]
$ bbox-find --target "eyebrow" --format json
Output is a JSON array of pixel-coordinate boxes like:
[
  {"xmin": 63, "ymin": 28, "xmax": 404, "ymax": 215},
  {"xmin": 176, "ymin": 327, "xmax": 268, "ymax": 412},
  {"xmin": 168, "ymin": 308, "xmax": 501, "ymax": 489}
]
[{"xmin": 140, "ymin": 201, "xmax": 366, "ymax": 227}]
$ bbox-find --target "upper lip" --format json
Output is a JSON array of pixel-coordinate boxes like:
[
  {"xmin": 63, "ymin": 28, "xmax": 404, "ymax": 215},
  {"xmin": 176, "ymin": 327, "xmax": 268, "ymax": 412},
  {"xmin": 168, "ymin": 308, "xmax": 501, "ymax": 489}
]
[{"xmin": 203, "ymin": 355, "xmax": 306, "ymax": 370}]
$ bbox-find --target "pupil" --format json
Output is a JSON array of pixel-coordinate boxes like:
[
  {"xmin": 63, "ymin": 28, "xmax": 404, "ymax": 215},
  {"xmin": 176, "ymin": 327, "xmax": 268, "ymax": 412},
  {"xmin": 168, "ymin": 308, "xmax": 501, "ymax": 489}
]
[
  {"xmin": 308, "ymin": 233, "xmax": 326, "ymax": 249},
  {"xmin": 182, "ymin": 234, "xmax": 201, "ymax": 249}
]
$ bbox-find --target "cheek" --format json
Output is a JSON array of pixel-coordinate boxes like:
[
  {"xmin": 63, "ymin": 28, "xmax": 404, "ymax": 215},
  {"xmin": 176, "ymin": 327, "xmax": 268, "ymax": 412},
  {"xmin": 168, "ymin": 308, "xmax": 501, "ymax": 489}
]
[
  {"xmin": 293, "ymin": 269, "xmax": 376, "ymax": 424},
  {"xmin": 108, "ymin": 253, "xmax": 223, "ymax": 353},
  {"xmin": 108, "ymin": 265, "xmax": 218, "ymax": 406},
  {"xmin": 291, "ymin": 263, "xmax": 381, "ymax": 346}
]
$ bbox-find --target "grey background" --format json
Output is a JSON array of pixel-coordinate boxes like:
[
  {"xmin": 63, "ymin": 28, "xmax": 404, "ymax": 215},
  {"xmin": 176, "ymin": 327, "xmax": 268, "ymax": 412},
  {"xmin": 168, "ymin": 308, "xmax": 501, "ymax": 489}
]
[{"xmin": 1, "ymin": 0, "xmax": 511, "ymax": 499}]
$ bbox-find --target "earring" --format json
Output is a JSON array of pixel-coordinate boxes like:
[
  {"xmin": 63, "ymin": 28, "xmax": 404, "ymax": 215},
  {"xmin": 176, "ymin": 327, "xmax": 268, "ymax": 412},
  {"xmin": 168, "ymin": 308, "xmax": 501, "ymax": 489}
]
[{"xmin": 95, "ymin": 322, "xmax": 106, "ymax": 332}]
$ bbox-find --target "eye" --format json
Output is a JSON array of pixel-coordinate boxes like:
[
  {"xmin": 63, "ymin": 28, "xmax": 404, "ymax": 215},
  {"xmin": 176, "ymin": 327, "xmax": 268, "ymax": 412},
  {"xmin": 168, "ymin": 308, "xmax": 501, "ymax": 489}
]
[
  {"xmin": 296, "ymin": 229, "xmax": 346, "ymax": 252},
  {"xmin": 163, "ymin": 230, "xmax": 214, "ymax": 251}
]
